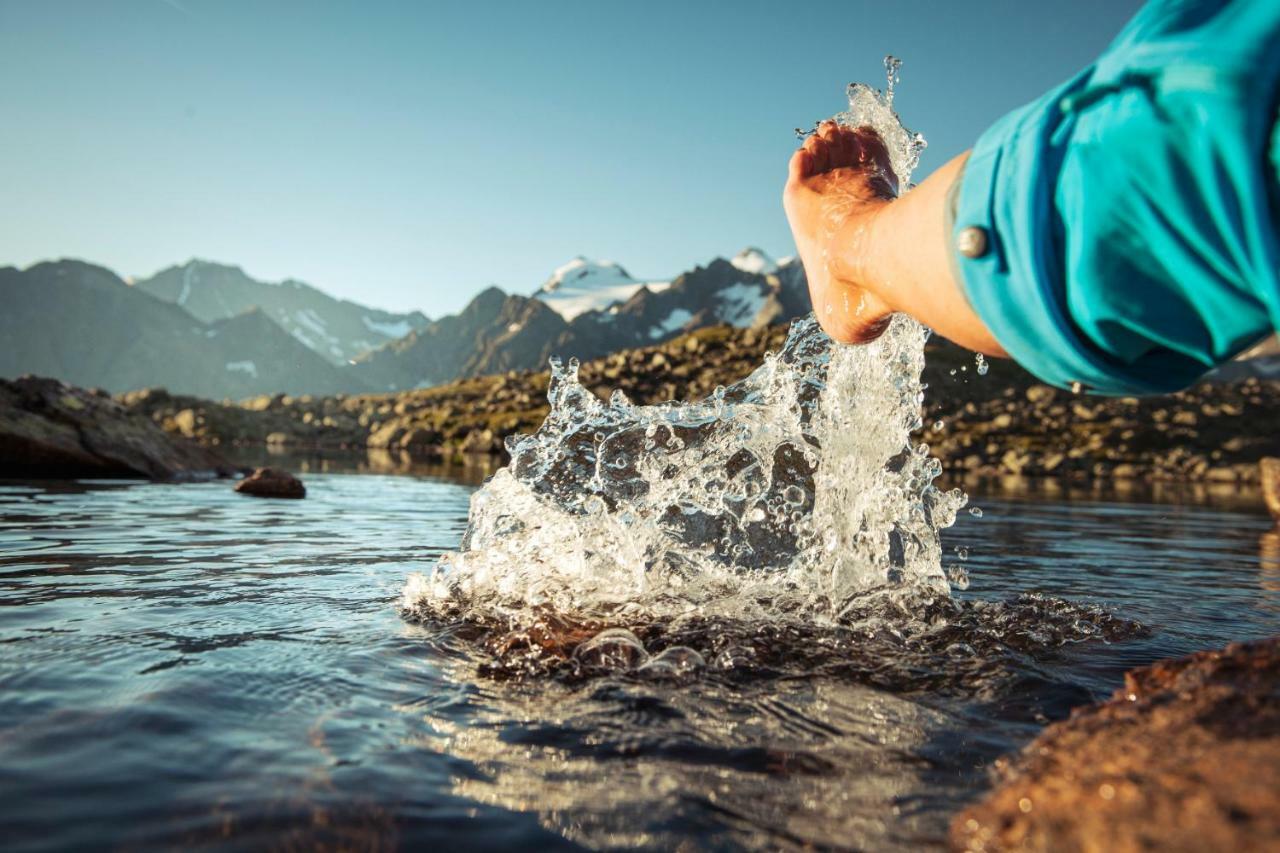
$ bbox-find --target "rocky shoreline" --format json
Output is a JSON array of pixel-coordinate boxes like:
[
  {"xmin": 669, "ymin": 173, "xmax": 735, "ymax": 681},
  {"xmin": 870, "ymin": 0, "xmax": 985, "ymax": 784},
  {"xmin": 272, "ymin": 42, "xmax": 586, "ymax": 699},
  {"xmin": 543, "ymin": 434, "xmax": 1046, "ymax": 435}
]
[
  {"xmin": 116, "ymin": 321, "xmax": 1280, "ymax": 485},
  {"xmin": 0, "ymin": 375, "xmax": 236, "ymax": 480}
]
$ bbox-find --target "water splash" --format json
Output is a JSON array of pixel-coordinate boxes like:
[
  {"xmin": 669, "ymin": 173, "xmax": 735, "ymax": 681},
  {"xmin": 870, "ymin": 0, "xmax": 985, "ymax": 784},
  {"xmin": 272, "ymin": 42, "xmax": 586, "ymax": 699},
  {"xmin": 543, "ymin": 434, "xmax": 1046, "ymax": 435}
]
[
  {"xmin": 884, "ymin": 55, "xmax": 902, "ymax": 105},
  {"xmin": 838, "ymin": 58, "xmax": 926, "ymax": 191},
  {"xmin": 402, "ymin": 64, "xmax": 961, "ymax": 629}
]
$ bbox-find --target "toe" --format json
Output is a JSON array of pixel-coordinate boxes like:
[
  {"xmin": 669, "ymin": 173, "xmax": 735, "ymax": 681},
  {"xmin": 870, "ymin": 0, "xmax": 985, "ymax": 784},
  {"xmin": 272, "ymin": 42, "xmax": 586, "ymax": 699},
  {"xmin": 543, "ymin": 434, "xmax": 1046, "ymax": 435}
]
[
  {"xmin": 802, "ymin": 135, "xmax": 830, "ymax": 173},
  {"xmin": 818, "ymin": 123, "xmax": 847, "ymax": 168},
  {"xmin": 787, "ymin": 147, "xmax": 811, "ymax": 183}
]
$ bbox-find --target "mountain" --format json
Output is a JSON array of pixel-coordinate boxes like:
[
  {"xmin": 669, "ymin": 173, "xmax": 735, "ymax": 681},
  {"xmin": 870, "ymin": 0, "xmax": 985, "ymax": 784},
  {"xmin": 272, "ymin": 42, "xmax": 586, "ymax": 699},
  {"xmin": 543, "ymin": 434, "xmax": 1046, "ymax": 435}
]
[
  {"xmin": 133, "ymin": 260, "xmax": 428, "ymax": 366},
  {"xmin": 0, "ymin": 260, "xmax": 368, "ymax": 399},
  {"xmin": 352, "ymin": 250, "xmax": 810, "ymax": 390},
  {"xmin": 533, "ymin": 257, "xmax": 669, "ymax": 321},
  {"xmin": 352, "ymin": 287, "xmax": 574, "ymax": 390},
  {"xmin": 730, "ymin": 247, "xmax": 779, "ymax": 275}
]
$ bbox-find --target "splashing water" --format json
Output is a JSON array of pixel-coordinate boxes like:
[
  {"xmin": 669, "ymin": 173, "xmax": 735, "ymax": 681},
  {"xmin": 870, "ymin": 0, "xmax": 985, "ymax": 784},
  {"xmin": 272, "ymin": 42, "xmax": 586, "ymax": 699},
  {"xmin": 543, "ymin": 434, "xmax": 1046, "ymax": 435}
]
[{"xmin": 402, "ymin": 65, "xmax": 963, "ymax": 629}]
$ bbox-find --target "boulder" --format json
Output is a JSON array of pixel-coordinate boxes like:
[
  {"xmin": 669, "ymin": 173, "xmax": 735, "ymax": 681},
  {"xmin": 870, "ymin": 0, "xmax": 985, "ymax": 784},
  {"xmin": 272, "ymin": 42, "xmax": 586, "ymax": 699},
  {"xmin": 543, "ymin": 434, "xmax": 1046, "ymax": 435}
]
[
  {"xmin": 1262, "ymin": 457, "xmax": 1280, "ymax": 520},
  {"xmin": 951, "ymin": 637, "xmax": 1280, "ymax": 852},
  {"xmin": 400, "ymin": 426, "xmax": 444, "ymax": 449},
  {"xmin": 0, "ymin": 375, "xmax": 235, "ymax": 480},
  {"xmin": 234, "ymin": 467, "xmax": 305, "ymax": 499}
]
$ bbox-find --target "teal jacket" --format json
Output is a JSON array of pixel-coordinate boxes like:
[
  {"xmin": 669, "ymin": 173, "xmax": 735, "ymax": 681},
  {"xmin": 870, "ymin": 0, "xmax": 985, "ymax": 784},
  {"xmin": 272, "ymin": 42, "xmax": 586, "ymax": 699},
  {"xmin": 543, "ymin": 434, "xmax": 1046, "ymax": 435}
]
[{"xmin": 952, "ymin": 0, "xmax": 1280, "ymax": 395}]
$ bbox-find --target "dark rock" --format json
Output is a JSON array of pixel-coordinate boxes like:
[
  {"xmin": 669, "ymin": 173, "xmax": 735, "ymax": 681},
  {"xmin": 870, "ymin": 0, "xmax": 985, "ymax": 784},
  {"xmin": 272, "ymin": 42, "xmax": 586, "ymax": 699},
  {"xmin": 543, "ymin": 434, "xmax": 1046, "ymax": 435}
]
[
  {"xmin": 1262, "ymin": 457, "xmax": 1280, "ymax": 520},
  {"xmin": 951, "ymin": 637, "xmax": 1280, "ymax": 852},
  {"xmin": 234, "ymin": 467, "xmax": 305, "ymax": 499},
  {"xmin": 0, "ymin": 375, "xmax": 235, "ymax": 479}
]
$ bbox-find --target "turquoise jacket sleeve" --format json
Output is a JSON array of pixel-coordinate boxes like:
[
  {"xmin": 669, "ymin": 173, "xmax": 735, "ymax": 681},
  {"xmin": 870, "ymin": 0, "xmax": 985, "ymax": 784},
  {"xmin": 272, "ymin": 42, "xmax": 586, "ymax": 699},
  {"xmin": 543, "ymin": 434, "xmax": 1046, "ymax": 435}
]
[{"xmin": 953, "ymin": 0, "xmax": 1280, "ymax": 395}]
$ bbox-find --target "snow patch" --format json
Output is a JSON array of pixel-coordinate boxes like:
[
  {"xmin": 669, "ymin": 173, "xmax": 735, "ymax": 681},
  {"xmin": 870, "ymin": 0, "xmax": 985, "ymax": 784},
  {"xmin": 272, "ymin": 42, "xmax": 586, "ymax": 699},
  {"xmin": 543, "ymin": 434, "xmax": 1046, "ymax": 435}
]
[
  {"xmin": 293, "ymin": 308, "xmax": 331, "ymax": 337},
  {"xmin": 536, "ymin": 256, "xmax": 669, "ymax": 321},
  {"xmin": 730, "ymin": 247, "xmax": 777, "ymax": 275},
  {"xmin": 225, "ymin": 360, "xmax": 259, "ymax": 378},
  {"xmin": 178, "ymin": 264, "xmax": 195, "ymax": 306},
  {"xmin": 362, "ymin": 315, "xmax": 415, "ymax": 339},
  {"xmin": 648, "ymin": 308, "xmax": 694, "ymax": 340},
  {"xmin": 717, "ymin": 282, "xmax": 768, "ymax": 327}
]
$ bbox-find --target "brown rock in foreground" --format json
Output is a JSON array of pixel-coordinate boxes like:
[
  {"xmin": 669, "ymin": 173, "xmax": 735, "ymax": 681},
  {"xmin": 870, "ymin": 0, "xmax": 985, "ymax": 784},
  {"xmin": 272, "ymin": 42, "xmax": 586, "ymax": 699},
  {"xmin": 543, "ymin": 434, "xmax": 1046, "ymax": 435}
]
[
  {"xmin": 234, "ymin": 467, "xmax": 306, "ymax": 499},
  {"xmin": 1262, "ymin": 457, "xmax": 1280, "ymax": 520},
  {"xmin": 951, "ymin": 637, "xmax": 1280, "ymax": 852},
  {"xmin": 0, "ymin": 375, "xmax": 235, "ymax": 480}
]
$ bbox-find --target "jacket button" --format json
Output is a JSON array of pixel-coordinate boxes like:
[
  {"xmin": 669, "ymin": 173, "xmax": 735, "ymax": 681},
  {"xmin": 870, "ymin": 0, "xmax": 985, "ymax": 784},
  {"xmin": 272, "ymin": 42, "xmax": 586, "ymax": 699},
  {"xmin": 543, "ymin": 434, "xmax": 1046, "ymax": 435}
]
[{"xmin": 957, "ymin": 226, "xmax": 989, "ymax": 258}]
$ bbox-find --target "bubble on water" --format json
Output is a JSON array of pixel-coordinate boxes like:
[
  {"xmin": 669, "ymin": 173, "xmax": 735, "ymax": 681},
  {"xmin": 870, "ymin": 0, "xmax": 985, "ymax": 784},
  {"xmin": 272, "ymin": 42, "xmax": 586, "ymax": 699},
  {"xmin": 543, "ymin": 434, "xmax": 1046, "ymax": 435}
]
[
  {"xmin": 402, "ymin": 62, "xmax": 965, "ymax": 628},
  {"xmin": 637, "ymin": 645, "xmax": 706, "ymax": 681},
  {"xmin": 572, "ymin": 628, "xmax": 649, "ymax": 671}
]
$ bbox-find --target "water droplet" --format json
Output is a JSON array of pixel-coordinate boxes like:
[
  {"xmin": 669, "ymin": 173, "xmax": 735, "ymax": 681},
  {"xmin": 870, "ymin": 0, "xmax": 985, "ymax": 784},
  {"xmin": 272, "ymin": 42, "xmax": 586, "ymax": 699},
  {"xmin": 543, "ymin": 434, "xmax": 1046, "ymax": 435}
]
[
  {"xmin": 968, "ymin": 507, "xmax": 983, "ymax": 518},
  {"xmin": 884, "ymin": 55, "xmax": 902, "ymax": 105}
]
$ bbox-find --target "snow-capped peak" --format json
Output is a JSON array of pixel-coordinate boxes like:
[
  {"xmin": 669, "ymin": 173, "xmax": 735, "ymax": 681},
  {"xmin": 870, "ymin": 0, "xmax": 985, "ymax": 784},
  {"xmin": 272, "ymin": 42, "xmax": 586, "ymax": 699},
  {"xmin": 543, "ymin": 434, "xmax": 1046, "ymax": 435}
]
[
  {"xmin": 539, "ymin": 256, "xmax": 634, "ymax": 294},
  {"xmin": 730, "ymin": 247, "xmax": 778, "ymax": 276},
  {"xmin": 535, "ymin": 256, "xmax": 669, "ymax": 321}
]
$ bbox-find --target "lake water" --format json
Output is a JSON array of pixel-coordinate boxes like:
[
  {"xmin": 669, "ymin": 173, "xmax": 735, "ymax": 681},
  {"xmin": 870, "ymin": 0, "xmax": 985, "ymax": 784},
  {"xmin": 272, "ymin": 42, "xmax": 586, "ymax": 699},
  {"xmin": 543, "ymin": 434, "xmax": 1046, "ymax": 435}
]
[{"xmin": 2, "ymin": 471, "xmax": 1277, "ymax": 850}]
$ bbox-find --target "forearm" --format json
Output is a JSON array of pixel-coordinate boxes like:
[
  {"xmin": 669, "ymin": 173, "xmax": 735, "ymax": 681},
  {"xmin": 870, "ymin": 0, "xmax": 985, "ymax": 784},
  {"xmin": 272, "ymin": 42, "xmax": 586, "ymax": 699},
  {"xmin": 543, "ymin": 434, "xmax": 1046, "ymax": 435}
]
[{"xmin": 834, "ymin": 152, "xmax": 1007, "ymax": 356}]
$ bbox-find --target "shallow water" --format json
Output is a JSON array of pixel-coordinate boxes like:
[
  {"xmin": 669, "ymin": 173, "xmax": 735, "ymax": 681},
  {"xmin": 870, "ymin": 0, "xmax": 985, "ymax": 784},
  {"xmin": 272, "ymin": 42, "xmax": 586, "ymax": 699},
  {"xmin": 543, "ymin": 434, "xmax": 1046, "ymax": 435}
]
[{"xmin": 2, "ymin": 473, "xmax": 1277, "ymax": 851}]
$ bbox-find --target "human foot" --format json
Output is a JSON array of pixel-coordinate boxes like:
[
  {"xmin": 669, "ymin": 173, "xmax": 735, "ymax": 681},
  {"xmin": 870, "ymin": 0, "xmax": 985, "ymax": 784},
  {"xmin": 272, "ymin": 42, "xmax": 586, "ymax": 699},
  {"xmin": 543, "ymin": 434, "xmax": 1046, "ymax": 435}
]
[{"xmin": 783, "ymin": 121, "xmax": 899, "ymax": 344}]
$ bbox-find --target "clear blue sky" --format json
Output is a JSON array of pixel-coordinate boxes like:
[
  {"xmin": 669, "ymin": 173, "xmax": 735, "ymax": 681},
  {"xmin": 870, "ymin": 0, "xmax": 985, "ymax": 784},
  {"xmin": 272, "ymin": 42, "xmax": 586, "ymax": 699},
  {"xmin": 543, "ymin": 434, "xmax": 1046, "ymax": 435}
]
[{"xmin": 0, "ymin": 0, "xmax": 1141, "ymax": 316}]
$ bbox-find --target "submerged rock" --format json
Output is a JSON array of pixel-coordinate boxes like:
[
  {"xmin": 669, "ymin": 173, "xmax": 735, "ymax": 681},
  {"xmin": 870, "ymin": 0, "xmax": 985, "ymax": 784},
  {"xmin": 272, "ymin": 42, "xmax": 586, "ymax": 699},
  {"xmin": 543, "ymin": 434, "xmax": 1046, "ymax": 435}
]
[
  {"xmin": 951, "ymin": 637, "xmax": 1280, "ymax": 852},
  {"xmin": 234, "ymin": 467, "xmax": 306, "ymax": 499},
  {"xmin": 0, "ymin": 375, "xmax": 235, "ymax": 480},
  {"xmin": 1262, "ymin": 457, "xmax": 1280, "ymax": 520}
]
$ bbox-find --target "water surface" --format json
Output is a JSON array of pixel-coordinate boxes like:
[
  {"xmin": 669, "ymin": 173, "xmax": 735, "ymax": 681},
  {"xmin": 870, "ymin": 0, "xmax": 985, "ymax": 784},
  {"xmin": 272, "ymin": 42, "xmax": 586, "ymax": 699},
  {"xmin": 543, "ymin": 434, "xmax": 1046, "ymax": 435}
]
[{"xmin": 1, "ymin": 473, "xmax": 1276, "ymax": 850}]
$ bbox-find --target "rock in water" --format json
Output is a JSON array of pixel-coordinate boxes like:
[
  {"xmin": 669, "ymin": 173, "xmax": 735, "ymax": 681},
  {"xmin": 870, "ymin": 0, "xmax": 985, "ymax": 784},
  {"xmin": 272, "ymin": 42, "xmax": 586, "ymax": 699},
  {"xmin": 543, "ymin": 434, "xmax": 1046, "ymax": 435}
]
[
  {"xmin": 951, "ymin": 637, "xmax": 1280, "ymax": 852},
  {"xmin": 0, "ymin": 375, "xmax": 234, "ymax": 479},
  {"xmin": 1262, "ymin": 457, "xmax": 1280, "ymax": 521},
  {"xmin": 234, "ymin": 467, "xmax": 306, "ymax": 499}
]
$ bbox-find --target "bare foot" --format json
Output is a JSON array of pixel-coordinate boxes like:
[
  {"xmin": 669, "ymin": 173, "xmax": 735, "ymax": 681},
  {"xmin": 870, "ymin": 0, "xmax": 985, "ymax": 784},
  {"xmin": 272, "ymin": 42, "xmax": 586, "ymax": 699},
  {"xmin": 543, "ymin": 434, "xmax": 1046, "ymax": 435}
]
[{"xmin": 783, "ymin": 121, "xmax": 898, "ymax": 344}]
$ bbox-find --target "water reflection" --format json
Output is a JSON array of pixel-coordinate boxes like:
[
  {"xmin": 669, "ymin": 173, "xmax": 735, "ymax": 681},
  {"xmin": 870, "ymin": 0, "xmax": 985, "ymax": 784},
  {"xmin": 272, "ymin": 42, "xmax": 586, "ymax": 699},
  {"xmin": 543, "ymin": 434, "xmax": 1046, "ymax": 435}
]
[
  {"xmin": 231, "ymin": 446, "xmax": 501, "ymax": 485},
  {"xmin": 423, "ymin": 671, "xmax": 947, "ymax": 850},
  {"xmin": 1261, "ymin": 529, "xmax": 1280, "ymax": 605}
]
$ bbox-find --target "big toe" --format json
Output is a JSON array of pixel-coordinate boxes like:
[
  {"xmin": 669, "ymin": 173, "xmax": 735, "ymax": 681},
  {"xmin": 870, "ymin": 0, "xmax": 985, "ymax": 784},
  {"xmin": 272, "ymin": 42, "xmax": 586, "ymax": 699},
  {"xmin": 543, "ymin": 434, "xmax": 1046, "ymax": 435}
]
[
  {"xmin": 787, "ymin": 147, "xmax": 812, "ymax": 184},
  {"xmin": 801, "ymin": 134, "xmax": 830, "ymax": 173},
  {"xmin": 819, "ymin": 122, "xmax": 860, "ymax": 170}
]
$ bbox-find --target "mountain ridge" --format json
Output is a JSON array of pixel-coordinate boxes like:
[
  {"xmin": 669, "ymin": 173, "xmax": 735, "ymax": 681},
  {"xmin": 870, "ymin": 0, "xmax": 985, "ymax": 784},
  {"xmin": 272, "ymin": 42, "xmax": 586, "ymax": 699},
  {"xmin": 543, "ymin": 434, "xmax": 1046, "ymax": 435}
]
[{"xmin": 133, "ymin": 259, "xmax": 429, "ymax": 366}]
